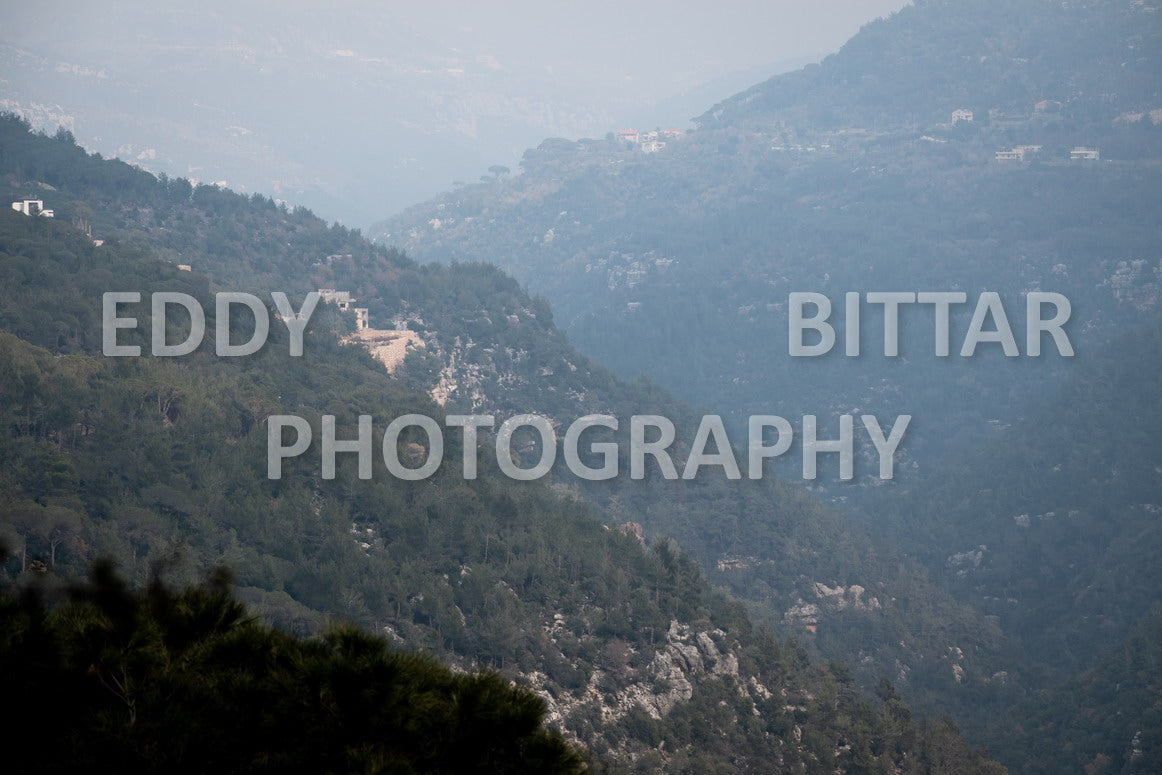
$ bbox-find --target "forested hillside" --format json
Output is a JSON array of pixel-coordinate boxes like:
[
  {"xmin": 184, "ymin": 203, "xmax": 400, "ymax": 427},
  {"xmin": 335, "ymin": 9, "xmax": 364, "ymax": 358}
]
[
  {"xmin": 376, "ymin": 0, "xmax": 1162, "ymax": 479},
  {"xmin": 370, "ymin": 1, "xmax": 1162, "ymax": 771},
  {"xmin": 862, "ymin": 313, "xmax": 1162, "ymax": 771},
  {"xmin": 0, "ymin": 116, "xmax": 1004, "ymax": 772},
  {"xmin": 0, "ymin": 112, "xmax": 1035, "ymax": 751},
  {"xmin": 1002, "ymin": 607, "xmax": 1162, "ymax": 775}
]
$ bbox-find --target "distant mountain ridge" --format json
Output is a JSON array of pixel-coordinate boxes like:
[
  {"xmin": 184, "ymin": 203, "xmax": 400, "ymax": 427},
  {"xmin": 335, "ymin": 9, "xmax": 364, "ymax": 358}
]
[{"xmin": 698, "ymin": 0, "xmax": 1162, "ymax": 131}]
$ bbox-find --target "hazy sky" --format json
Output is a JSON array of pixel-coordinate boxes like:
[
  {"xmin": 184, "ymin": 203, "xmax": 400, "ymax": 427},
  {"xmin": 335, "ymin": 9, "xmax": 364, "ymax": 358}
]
[
  {"xmin": 1, "ymin": 0, "xmax": 912, "ymax": 225},
  {"xmin": 3, "ymin": 0, "xmax": 911, "ymax": 95}
]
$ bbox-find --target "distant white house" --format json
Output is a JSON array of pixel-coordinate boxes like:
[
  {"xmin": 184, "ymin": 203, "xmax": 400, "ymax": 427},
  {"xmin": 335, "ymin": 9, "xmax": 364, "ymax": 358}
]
[
  {"xmin": 1070, "ymin": 147, "xmax": 1100, "ymax": 161},
  {"xmin": 640, "ymin": 140, "xmax": 666, "ymax": 154},
  {"xmin": 951, "ymin": 108, "xmax": 974, "ymax": 124},
  {"xmin": 11, "ymin": 199, "xmax": 53, "ymax": 217},
  {"xmin": 995, "ymin": 145, "xmax": 1042, "ymax": 161}
]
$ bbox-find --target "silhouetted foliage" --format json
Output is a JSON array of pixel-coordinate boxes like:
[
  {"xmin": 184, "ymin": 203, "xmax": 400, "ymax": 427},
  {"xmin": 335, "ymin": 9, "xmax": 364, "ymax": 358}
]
[{"xmin": 0, "ymin": 558, "xmax": 587, "ymax": 774}]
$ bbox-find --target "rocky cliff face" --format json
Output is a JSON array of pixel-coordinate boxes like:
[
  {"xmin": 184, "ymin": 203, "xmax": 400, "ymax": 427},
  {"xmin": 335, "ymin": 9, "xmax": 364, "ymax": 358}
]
[{"xmin": 533, "ymin": 620, "xmax": 750, "ymax": 730}]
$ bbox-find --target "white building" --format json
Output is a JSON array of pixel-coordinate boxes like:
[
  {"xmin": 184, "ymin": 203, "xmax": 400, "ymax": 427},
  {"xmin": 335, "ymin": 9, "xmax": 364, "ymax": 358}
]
[
  {"xmin": 951, "ymin": 108, "xmax": 974, "ymax": 124},
  {"xmin": 11, "ymin": 199, "xmax": 53, "ymax": 217},
  {"xmin": 1070, "ymin": 147, "xmax": 1100, "ymax": 161}
]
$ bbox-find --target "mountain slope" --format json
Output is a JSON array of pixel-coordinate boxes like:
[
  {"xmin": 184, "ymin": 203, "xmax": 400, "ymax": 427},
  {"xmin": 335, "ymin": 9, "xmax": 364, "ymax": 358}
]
[
  {"xmin": 867, "ymin": 314, "xmax": 1162, "ymax": 673},
  {"xmin": 0, "ymin": 117, "xmax": 1004, "ymax": 772},
  {"xmin": 375, "ymin": 0, "xmax": 1162, "ymax": 475},
  {"xmin": 855, "ymin": 312, "xmax": 1162, "ymax": 771},
  {"xmin": 369, "ymin": 1, "xmax": 1162, "ymax": 768},
  {"xmin": 0, "ymin": 113, "xmax": 1035, "ymax": 743},
  {"xmin": 1002, "ymin": 606, "xmax": 1162, "ymax": 775},
  {"xmin": 699, "ymin": 0, "xmax": 1162, "ymax": 132}
]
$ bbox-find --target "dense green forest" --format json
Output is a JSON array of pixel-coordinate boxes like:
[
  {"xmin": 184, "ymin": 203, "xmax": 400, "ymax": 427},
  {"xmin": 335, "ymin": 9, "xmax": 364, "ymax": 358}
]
[
  {"xmin": 859, "ymin": 312, "xmax": 1162, "ymax": 770},
  {"xmin": 0, "ymin": 112, "xmax": 1033, "ymax": 757},
  {"xmin": 1002, "ymin": 607, "xmax": 1162, "ymax": 775},
  {"xmin": 0, "ymin": 115, "xmax": 1006, "ymax": 771}
]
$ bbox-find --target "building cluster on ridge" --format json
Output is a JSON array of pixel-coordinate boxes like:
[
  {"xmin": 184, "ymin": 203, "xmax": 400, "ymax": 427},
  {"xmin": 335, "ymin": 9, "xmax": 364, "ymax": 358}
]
[
  {"xmin": 949, "ymin": 106, "xmax": 1101, "ymax": 162},
  {"xmin": 616, "ymin": 127, "xmax": 684, "ymax": 154},
  {"xmin": 994, "ymin": 145, "xmax": 1100, "ymax": 162}
]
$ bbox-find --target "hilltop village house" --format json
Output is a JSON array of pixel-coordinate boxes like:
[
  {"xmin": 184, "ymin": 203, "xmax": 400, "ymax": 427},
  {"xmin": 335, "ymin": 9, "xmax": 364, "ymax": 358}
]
[
  {"xmin": 11, "ymin": 199, "xmax": 54, "ymax": 217},
  {"xmin": 11, "ymin": 197, "xmax": 108, "ymax": 245},
  {"xmin": 317, "ymin": 288, "xmax": 422, "ymax": 372}
]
